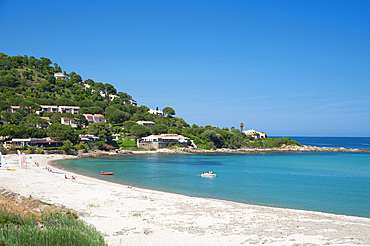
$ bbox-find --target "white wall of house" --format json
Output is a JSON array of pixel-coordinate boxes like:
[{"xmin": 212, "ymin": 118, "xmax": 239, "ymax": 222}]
[{"xmin": 148, "ymin": 109, "xmax": 164, "ymax": 116}]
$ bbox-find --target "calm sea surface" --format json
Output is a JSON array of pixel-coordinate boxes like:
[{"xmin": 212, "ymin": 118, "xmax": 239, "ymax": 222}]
[
  {"xmin": 278, "ymin": 136, "xmax": 370, "ymax": 150},
  {"xmin": 57, "ymin": 137, "xmax": 370, "ymax": 218}
]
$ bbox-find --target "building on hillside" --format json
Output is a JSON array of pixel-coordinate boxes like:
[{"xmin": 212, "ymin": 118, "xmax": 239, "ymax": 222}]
[
  {"xmin": 79, "ymin": 134, "xmax": 100, "ymax": 143},
  {"xmin": 137, "ymin": 134, "xmax": 190, "ymax": 150},
  {"xmin": 148, "ymin": 109, "xmax": 164, "ymax": 116},
  {"xmin": 36, "ymin": 105, "xmax": 81, "ymax": 115},
  {"xmin": 136, "ymin": 121, "xmax": 155, "ymax": 128},
  {"xmin": 109, "ymin": 95, "xmax": 120, "ymax": 101},
  {"xmin": 54, "ymin": 73, "xmax": 69, "ymax": 80},
  {"xmin": 243, "ymin": 129, "xmax": 267, "ymax": 139},
  {"xmin": 8, "ymin": 106, "xmax": 31, "ymax": 114},
  {"xmin": 123, "ymin": 100, "xmax": 137, "ymax": 107},
  {"xmin": 83, "ymin": 114, "xmax": 106, "ymax": 124},
  {"xmin": 9, "ymin": 106, "xmax": 21, "ymax": 113},
  {"xmin": 61, "ymin": 117, "xmax": 78, "ymax": 128},
  {"xmin": 36, "ymin": 105, "xmax": 59, "ymax": 114},
  {"xmin": 58, "ymin": 106, "xmax": 80, "ymax": 114},
  {"xmin": 6, "ymin": 138, "xmax": 62, "ymax": 148}
]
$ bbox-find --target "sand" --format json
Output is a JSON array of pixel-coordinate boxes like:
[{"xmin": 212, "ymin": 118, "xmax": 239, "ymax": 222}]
[{"xmin": 1, "ymin": 154, "xmax": 370, "ymax": 246}]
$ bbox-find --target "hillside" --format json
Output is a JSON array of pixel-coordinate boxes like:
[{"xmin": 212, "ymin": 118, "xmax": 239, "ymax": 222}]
[{"xmin": 0, "ymin": 53, "xmax": 300, "ymax": 151}]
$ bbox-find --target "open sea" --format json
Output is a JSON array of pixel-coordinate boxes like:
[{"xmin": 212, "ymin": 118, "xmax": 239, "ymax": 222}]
[{"xmin": 57, "ymin": 137, "xmax": 370, "ymax": 218}]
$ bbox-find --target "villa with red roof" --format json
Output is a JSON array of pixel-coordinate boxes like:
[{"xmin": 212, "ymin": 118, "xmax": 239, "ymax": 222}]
[{"xmin": 83, "ymin": 114, "xmax": 106, "ymax": 124}]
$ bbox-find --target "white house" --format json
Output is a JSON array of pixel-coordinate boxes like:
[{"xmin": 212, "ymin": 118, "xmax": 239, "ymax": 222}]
[
  {"xmin": 123, "ymin": 100, "xmax": 137, "ymax": 107},
  {"xmin": 9, "ymin": 106, "xmax": 21, "ymax": 113},
  {"xmin": 137, "ymin": 121, "xmax": 155, "ymax": 128},
  {"xmin": 148, "ymin": 109, "xmax": 164, "ymax": 116},
  {"xmin": 37, "ymin": 105, "xmax": 59, "ymax": 114},
  {"xmin": 243, "ymin": 129, "xmax": 267, "ymax": 139},
  {"xmin": 109, "ymin": 95, "xmax": 120, "ymax": 101},
  {"xmin": 35, "ymin": 105, "xmax": 80, "ymax": 115},
  {"xmin": 79, "ymin": 134, "xmax": 100, "ymax": 142},
  {"xmin": 54, "ymin": 73, "xmax": 69, "ymax": 80},
  {"xmin": 137, "ymin": 134, "xmax": 190, "ymax": 149},
  {"xmin": 61, "ymin": 117, "xmax": 78, "ymax": 128},
  {"xmin": 58, "ymin": 106, "xmax": 80, "ymax": 114}
]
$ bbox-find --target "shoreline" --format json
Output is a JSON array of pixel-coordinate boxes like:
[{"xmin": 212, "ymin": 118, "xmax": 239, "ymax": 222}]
[
  {"xmin": 73, "ymin": 145, "xmax": 370, "ymax": 159},
  {"xmin": 1, "ymin": 154, "xmax": 370, "ymax": 245},
  {"xmin": 52, "ymin": 153, "xmax": 369, "ymax": 219}
]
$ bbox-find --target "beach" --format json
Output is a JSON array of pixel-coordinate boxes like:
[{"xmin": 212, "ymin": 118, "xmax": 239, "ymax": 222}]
[{"xmin": 1, "ymin": 154, "xmax": 370, "ymax": 246}]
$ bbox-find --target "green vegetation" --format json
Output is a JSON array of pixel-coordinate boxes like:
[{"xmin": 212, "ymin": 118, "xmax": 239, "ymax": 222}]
[
  {"xmin": 0, "ymin": 53, "xmax": 300, "ymax": 150},
  {"xmin": 245, "ymin": 137, "xmax": 301, "ymax": 149},
  {"xmin": 0, "ymin": 210, "xmax": 106, "ymax": 246},
  {"xmin": 117, "ymin": 139, "xmax": 137, "ymax": 149}
]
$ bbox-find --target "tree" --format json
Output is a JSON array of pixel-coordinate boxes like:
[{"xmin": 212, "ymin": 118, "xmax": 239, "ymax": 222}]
[
  {"xmin": 240, "ymin": 122, "xmax": 244, "ymax": 132},
  {"xmin": 123, "ymin": 121, "xmax": 138, "ymax": 133},
  {"xmin": 20, "ymin": 114, "xmax": 48, "ymax": 129},
  {"xmin": 84, "ymin": 79, "xmax": 95, "ymax": 86},
  {"xmin": 108, "ymin": 110, "xmax": 130, "ymax": 123},
  {"xmin": 47, "ymin": 123, "xmax": 78, "ymax": 143},
  {"xmin": 0, "ymin": 100, "xmax": 9, "ymax": 111},
  {"xmin": 74, "ymin": 114, "xmax": 89, "ymax": 128},
  {"xmin": 150, "ymin": 124, "xmax": 169, "ymax": 135},
  {"xmin": 88, "ymin": 122, "xmax": 112, "ymax": 142},
  {"xmin": 80, "ymin": 106, "xmax": 104, "ymax": 115},
  {"xmin": 104, "ymin": 83, "xmax": 116, "ymax": 95},
  {"xmin": 202, "ymin": 129, "xmax": 224, "ymax": 148},
  {"xmin": 130, "ymin": 125, "xmax": 150, "ymax": 138},
  {"xmin": 117, "ymin": 92, "xmax": 132, "ymax": 100},
  {"xmin": 61, "ymin": 140, "xmax": 73, "ymax": 153},
  {"xmin": 68, "ymin": 71, "xmax": 82, "ymax": 83},
  {"xmin": 163, "ymin": 107, "xmax": 175, "ymax": 117}
]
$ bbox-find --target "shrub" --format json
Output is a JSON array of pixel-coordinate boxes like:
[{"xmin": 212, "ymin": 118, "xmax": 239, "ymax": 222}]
[
  {"xmin": 43, "ymin": 147, "xmax": 60, "ymax": 150},
  {"xmin": 118, "ymin": 139, "xmax": 136, "ymax": 148},
  {"xmin": 75, "ymin": 143, "xmax": 89, "ymax": 151},
  {"xmin": 0, "ymin": 210, "xmax": 106, "ymax": 246},
  {"xmin": 26, "ymin": 146, "xmax": 36, "ymax": 154},
  {"xmin": 35, "ymin": 148, "xmax": 44, "ymax": 154}
]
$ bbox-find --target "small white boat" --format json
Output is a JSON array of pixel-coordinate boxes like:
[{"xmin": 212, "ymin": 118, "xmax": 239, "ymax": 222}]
[{"xmin": 201, "ymin": 172, "xmax": 216, "ymax": 177}]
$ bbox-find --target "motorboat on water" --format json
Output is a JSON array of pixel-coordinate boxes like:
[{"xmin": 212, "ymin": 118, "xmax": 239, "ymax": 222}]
[{"xmin": 201, "ymin": 171, "xmax": 216, "ymax": 177}]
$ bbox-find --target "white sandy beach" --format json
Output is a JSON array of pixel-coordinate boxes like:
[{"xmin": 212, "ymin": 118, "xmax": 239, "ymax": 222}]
[{"xmin": 1, "ymin": 154, "xmax": 370, "ymax": 246}]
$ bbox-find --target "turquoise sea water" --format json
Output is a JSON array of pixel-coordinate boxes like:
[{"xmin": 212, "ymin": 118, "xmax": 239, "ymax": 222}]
[
  {"xmin": 278, "ymin": 136, "xmax": 370, "ymax": 150},
  {"xmin": 58, "ymin": 152, "xmax": 370, "ymax": 218}
]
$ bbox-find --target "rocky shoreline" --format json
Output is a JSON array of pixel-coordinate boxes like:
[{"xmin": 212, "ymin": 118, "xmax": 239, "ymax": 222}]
[{"xmin": 76, "ymin": 144, "xmax": 370, "ymax": 158}]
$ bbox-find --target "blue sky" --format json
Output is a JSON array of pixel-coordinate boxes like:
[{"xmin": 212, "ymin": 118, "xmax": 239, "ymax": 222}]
[{"xmin": 1, "ymin": 0, "xmax": 369, "ymax": 136}]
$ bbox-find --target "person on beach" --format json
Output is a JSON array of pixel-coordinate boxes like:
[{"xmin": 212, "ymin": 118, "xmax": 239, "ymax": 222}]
[
  {"xmin": 72, "ymin": 176, "xmax": 76, "ymax": 180},
  {"xmin": 65, "ymin": 175, "xmax": 68, "ymax": 179}
]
